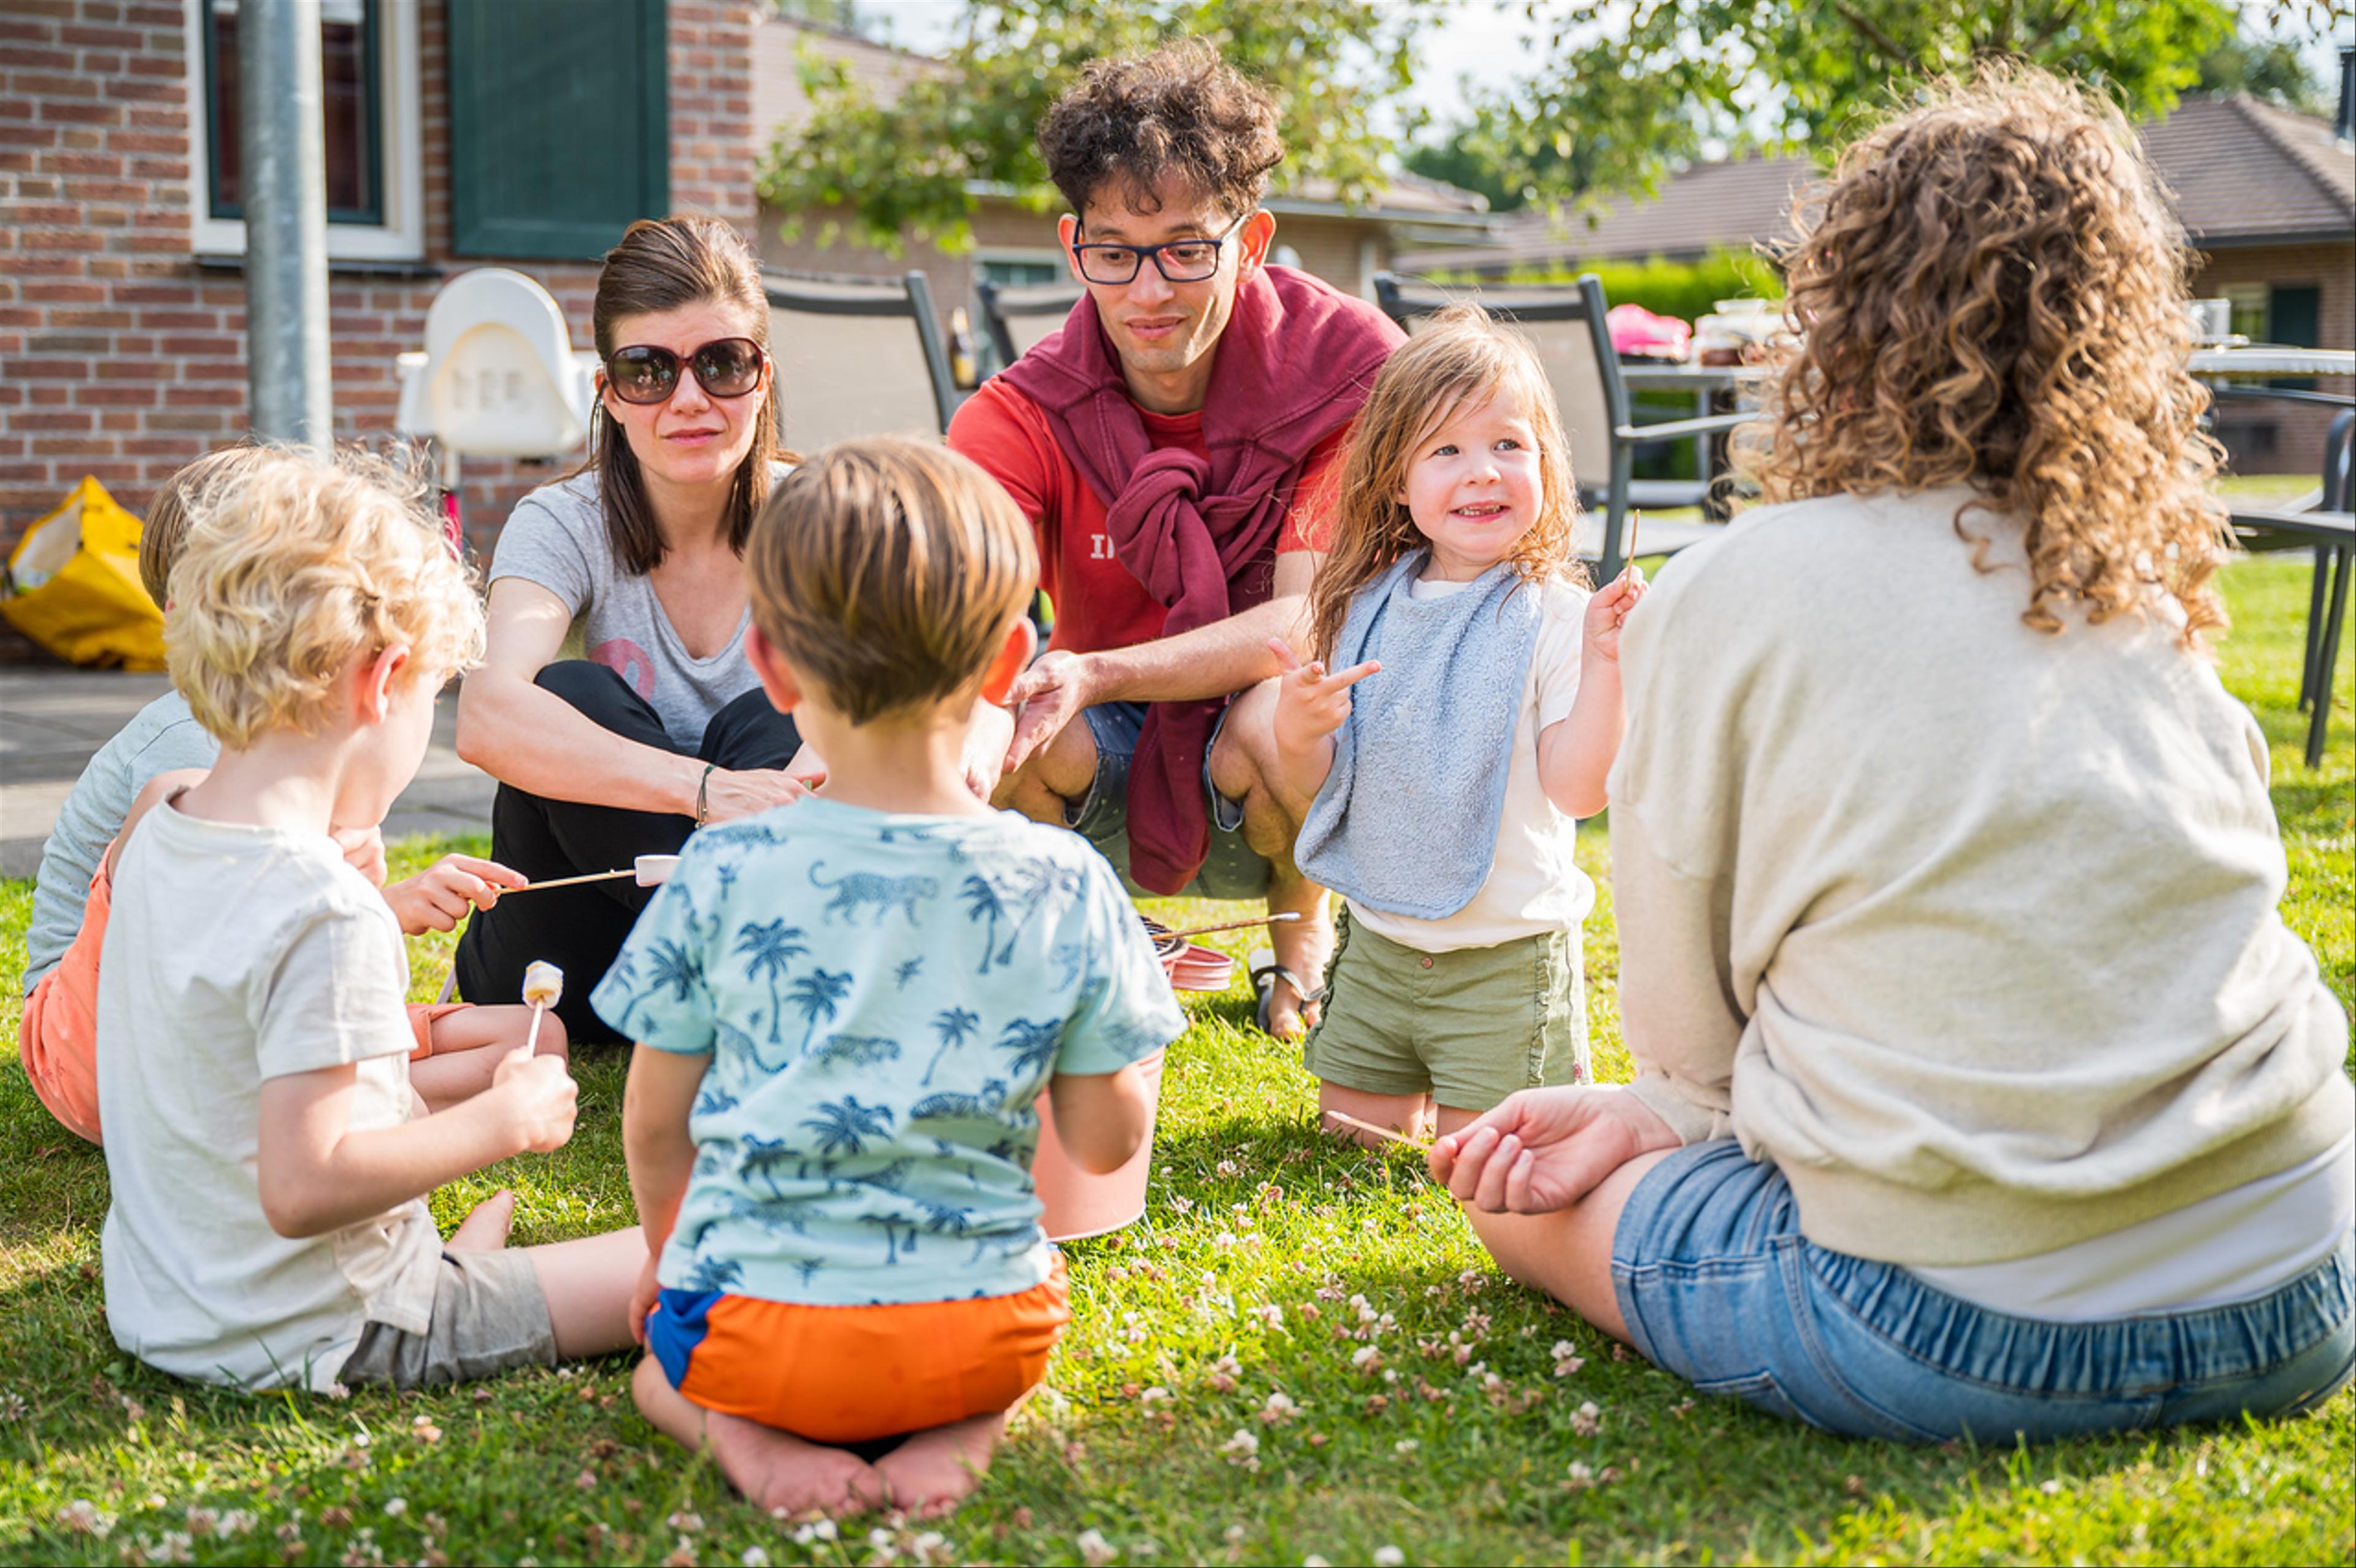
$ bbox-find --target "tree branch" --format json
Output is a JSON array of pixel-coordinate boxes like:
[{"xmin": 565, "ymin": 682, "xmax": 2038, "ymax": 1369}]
[
  {"xmin": 1830, "ymin": 2, "xmax": 1915, "ymax": 67},
  {"xmin": 2027, "ymin": 0, "xmax": 2086, "ymax": 52}
]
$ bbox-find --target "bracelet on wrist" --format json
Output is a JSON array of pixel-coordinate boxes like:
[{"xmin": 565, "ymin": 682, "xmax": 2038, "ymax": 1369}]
[{"xmin": 695, "ymin": 762, "xmax": 717, "ymax": 827}]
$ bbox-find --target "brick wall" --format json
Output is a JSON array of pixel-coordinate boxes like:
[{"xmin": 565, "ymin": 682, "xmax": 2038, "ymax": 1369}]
[
  {"xmin": 2186, "ymin": 239, "xmax": 2355, "ymax": 478},
  {"xmin": 0, "ymin": 0, "xmax": 760, "ymax": 630}
]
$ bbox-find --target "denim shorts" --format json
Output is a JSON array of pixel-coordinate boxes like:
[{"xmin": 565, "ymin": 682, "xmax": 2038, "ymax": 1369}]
[
  {"xmin": 1069, "ymin": 701, "xmax": 1270, "ymax": 900},
  {"xmin": 1612, "ymin": 1140, "xmax": 2356, "ymax": 1443}
]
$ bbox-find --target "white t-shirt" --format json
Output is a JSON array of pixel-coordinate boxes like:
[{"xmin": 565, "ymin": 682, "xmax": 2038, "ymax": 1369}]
[
  {"xmin": 98, "ymin": 802, "xmax": 440, "ymax": 1391},
  {"xmin": 1909, "ymin": 1136, "xmax": 2353, "ymax": 1320},
  {"xmin": 1347, "ymin": 575, "xmax": 1598, "ymax": 953}
]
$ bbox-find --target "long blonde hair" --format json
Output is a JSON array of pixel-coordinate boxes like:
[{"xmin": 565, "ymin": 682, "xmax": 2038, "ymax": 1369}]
[
  {"xmin": 1742, "ymin": 66, "xmax": 2229, "ymax": 647},
  {"xmin": 1307, "ymin": 304, "xmax": 1582, "ymax": 663}
]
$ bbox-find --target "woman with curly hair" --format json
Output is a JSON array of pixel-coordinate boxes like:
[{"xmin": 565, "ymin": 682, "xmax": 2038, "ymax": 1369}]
[{"xmin": 1430, "ymin": 67, "xmax": 2353, "ymax": 1442}]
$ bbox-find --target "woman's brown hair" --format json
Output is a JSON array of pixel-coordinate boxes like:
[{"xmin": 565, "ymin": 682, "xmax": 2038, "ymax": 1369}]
[
  {"xmin": 589, "ymin": 215, "xmax": 784, "ymax": 575},
  {"xmin": 1743, "ymin": 66, "xmax": 2230, "ymax": 647},
  {"xmin": 1307, "ymin": 303, "xmax": 1583, "ymax": 663}
]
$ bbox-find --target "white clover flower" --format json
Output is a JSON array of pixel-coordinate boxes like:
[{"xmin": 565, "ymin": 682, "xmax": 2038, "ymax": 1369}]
[
  {"xmin": 1373, "ymin": 1548, "xmax": 1406, "ymax": 1567},
  {"xmin": 1303, "ymin": 1557, "xmax": 1331, "ymax": 1567},
  {"xmin": 743, "ymin": 1549, "xmax": 771, "ymax": 1567},
  {"xmin": 812, "ymin": 1519, "xmax": 839, "ymax": 1542},
  {"xmin": 1350, "ymin": 1346, "xmax": 1382, "ymax": 1370},
  {"xmin": 1571, "ymin": 1400, "xmax": 1603, "ymax": 1437},
  {"xmin": 1250, "ymin": 1303, "xmax": 1283, "ymax": 1329},
  {"xmin": 1395, "ymin": 1439, "xmax": 1420, "ymax": 1455},
  {"xmin": 1566, "ymin": 1461, "xmax": 1595, "ymax": 1488},
  {"xmin": 1218, "ymin": 1428, "xmax": 1262, "ymax": 1469},
  {"xmin": 383, "ymin": 1499, "xmax": 407, "ymax": 1518},
  {"xmin": 1224, "ymin": 1524, "xmax": 1248, "ymax": 1543},
  {"xmin": 1076, "ymin": 1528, "xmax": 1117, "ymax": 1565},
  {"xmin": 1213, "ymin": 1231, "xmax": 1241, "ymax": 1253},
  {"xmin": 1140, "ymin": 1385, "xmax": 1172, "ymax": 1404},
  {"xmin": 1215, "ymin": 1160, "xmax": 1240, "ymax": 1177},
  {"xmin": 55, "ymin": 1500, "xmax": 116, "ymax": 1538},
  {"xmin": 1259, "ymin": 1390, "xmax": 1300, "ymax": 1424}
]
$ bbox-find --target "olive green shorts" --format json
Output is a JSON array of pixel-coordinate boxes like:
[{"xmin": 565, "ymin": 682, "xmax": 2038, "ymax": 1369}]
[{"xmin": 1302, "ymin": 906, "xmax": 1591, "ymax": 1113}]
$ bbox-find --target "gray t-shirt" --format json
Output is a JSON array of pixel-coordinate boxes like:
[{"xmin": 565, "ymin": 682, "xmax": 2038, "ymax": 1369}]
[
  {"xmin": 486, "ymin": 471, "xmax": 763, "ymax": 750},
  {"xmin": 24, "ymin": 690, "xmax": 220, "ymax": 994}
]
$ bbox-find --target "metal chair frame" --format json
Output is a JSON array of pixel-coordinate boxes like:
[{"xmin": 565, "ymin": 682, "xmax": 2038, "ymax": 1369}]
[
  {"xmin": 2222, "ymin": 397, "xmax": 2354, "ymax": 769},
  {"xmin": 975, "ymin": 278, "xmax": 1086, "ymax": 377},
  {"xmin": 761, "ymin": 269, "xmax": 963, "ymax": 438}
]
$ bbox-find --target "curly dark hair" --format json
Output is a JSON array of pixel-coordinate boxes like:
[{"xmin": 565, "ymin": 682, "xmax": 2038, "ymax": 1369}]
[{"xmin": 1037, "ymin": 39, "xmax": 1284, "ymax": 220}]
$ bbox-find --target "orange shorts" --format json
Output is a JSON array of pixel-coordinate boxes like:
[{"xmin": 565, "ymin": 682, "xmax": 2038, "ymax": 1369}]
[
  {"xmin": 645, "ymin": 1256, "xmax": 1070, "ymax": 1445},
  {"xmin": 19, "ymin": 848, "xmax": 469, "ymax": 1146}
]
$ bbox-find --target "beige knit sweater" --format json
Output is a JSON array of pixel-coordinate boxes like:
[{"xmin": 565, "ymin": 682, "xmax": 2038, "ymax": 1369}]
[{"xmin": 1607, "ymin": 487, "xmax": 2354, "ymax": 1266}]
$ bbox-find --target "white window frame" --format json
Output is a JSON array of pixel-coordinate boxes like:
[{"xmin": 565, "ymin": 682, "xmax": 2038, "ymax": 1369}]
[{"xmin": 183, "ymin": 0, "xmax": 425, "ymax": 262}]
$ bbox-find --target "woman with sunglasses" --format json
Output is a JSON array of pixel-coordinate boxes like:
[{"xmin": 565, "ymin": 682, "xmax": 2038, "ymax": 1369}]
[{"xmin": 452, "ymin": 215, "xmax": 809, "ymax": 1043}]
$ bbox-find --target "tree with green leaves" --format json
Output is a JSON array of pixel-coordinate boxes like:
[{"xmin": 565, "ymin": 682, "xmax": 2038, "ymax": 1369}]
[
  {"xmin": 758, "ymin": 0, "xmax": 1432, "ymax": 254},
  {"xmin": 1475, "ymin": 0, "xmax": 2337, "ymax": 208}
]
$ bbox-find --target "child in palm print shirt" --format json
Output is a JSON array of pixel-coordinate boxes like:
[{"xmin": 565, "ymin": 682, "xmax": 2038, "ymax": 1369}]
[{"xmin": 598, "ymin": 440, "xmax": 1182, "ymax": 1521}]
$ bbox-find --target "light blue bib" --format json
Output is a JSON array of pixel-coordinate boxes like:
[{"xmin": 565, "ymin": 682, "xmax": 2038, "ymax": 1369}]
[{"xmin": 1295, "ymin": 551, "xmax": 1543, "ymax": 919}]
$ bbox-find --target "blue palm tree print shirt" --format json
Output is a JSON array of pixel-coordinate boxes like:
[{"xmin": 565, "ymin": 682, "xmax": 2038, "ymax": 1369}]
[{"xmin": 591, "ymin": 798, "xmax": 1186, "ymax": 1307}]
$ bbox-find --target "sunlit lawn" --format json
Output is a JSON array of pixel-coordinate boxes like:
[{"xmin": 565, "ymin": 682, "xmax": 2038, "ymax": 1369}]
[{"xmin": 0, "ymin": 543, "xmax": 2348, "ymax": 1565}]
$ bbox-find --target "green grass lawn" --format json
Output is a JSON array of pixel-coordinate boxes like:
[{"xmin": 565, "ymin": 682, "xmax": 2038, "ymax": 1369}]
[{"xmin": 1, "ymin": 553, "xmax": 2349, "ymax": 1567}]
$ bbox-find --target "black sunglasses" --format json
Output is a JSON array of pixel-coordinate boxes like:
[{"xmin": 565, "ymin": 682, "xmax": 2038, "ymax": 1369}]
[{"xmin": 603, "ymin": 337, "xmax": 766, "ymax": 405}]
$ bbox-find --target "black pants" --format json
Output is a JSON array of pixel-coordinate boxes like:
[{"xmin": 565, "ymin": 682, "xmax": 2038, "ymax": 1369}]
[{"xmin": 453, "ymin": 661, "xmax": 799, "ymax": 1043}]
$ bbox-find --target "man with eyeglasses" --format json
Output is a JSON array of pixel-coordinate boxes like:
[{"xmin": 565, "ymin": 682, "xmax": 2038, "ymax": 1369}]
[{"xmin": 949, "ymin": 40, "xmax": 1402, "ymax": 1040}]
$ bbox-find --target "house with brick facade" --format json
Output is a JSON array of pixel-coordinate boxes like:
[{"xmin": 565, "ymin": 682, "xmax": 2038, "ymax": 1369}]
[
  {"xmin": 0, "ymin": 0, "xmax": 765, "ymax": 613},
  {"xmin": 1400, "ymin": 89, "xmax": 2356, "ymax": 474}
]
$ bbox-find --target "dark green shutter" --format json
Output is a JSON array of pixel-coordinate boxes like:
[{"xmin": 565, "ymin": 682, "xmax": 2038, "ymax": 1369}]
[
  {"xmin": 447, "ymin": 0, "xmax": 668, "ymax": 260},
  {"xmin": 2269, "ymin": 286, "xmax": 2322, "ymax": 348}
]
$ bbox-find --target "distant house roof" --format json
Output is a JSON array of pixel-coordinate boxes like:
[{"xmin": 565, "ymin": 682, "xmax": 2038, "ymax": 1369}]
[
  {"xmin": 753, "ymin": 15, "xmax": 1495, "ymax": 232},
  {"xmin": 2142, "ymin": 94, "xmax": 2355, "ymax": 247},
  {"xmin": 1399, "ymin": 93, "xmax": 2356, "ymax": 275}
]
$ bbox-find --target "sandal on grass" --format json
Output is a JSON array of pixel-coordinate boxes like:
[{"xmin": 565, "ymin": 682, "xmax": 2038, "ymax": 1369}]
[{"xmin": 1249, "ymin": 947, "xmax": 1320, "ymax": 1040}]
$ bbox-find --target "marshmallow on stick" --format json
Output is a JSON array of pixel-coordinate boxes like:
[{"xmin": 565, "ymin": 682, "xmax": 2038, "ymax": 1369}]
[
  {"xmin": 517, "ymin": 960, "xmax": 563, "ymax": 1063},
  {"xmin": 506, "ymin": 855, "xmax": 679, "ymax": 894}
]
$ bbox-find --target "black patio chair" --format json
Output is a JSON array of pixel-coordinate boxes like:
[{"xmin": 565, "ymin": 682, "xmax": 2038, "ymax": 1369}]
[
  {"xmin": 762, "ymin": 269, "xmax": 961, "ymax": 450},
  {"xmin": 975, "ymin": 279, "xmax": 1085, "ymax": 377},
  {"xmin": 2227, "ymin": 404, "xmax": 2355, "ymax": 769}
]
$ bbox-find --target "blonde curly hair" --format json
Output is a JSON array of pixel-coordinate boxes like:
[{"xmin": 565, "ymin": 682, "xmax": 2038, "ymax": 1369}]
[
  {"xmin": 166, "ymin": 446, "xmax": 484, "ymax": 748},
  {"xmin": 1743, "ymin": 66, "xmax": 2230, "ymax": 647},
  {"xmin": 1308, "ymin": 303, "xmax": 1583, "ymax": 663}
]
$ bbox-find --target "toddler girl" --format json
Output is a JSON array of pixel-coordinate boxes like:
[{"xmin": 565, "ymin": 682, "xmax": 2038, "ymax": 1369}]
[{"xmin": 1272, "ymin": 304, "xmax": 1644, "ymax": 1146}]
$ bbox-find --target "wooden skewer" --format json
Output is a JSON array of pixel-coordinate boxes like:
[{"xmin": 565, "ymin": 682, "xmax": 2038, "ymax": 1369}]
[
  {"xmin": 517, "ymin": 1002, "xmax": 547, "ymax": 1066},
  {"xmin": 1160, "ymin": 910, "xmax": 1304, "ymax": 941},
  {"xmin": 1323, "ymin": 1109, "xmax": 1434, "ymax": 1150},
  {"xmin": 506, "ymin": 866, "xmax": 639, "ymax": 893}
]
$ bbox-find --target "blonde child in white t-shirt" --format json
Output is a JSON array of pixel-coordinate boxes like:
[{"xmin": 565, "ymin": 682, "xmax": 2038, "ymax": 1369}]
[
  {"xmin": 1271, "ymin": 304, "xmax": 1646, "ymax": 1148},
  {"xmin": 98, "ymin": 447, "xmax": 642, "ymax": 1392}
]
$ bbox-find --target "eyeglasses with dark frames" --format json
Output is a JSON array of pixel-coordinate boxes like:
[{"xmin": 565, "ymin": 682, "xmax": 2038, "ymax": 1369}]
[
  {"xmin": 602, "ymin": 337, "xmax": 768, "ymax": 405},
  {"xmin": 1069, "ymin": 214, "xmax": 1250, "ymax": 287}
]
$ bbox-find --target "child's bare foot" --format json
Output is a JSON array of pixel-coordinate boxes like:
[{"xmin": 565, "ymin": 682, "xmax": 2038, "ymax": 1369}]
[
  {"xmin": 447, "ymin": 1189, "xmax": 517, "ymax": 1250},
  {"xmin": 705, "ymin": 1412, "xmax": 885, "ymax": 1518},
  {"xmin": 874, "ymin": 1412, "xmax": 1009, "ymax": 1518}
]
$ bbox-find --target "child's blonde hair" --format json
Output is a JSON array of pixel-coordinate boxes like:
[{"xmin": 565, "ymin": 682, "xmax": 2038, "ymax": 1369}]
[
  {"xmin": 139, "ymin": 440, "xmax": 269, "ymax": 609},
  {"xmin": 1308, "ymin": 304, "xmax": 1582, "ymax": 663},
  {"xmin": 1745, "ymin": 65, "xmax": 2229, "ymax": 647},
  {"xmin": 747, "ymin": 438, "xmax": 1037, "ymax": 726},
  {"xmin": 166, "ymin": 447, "xmax": 485, "ymax": 748}
]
